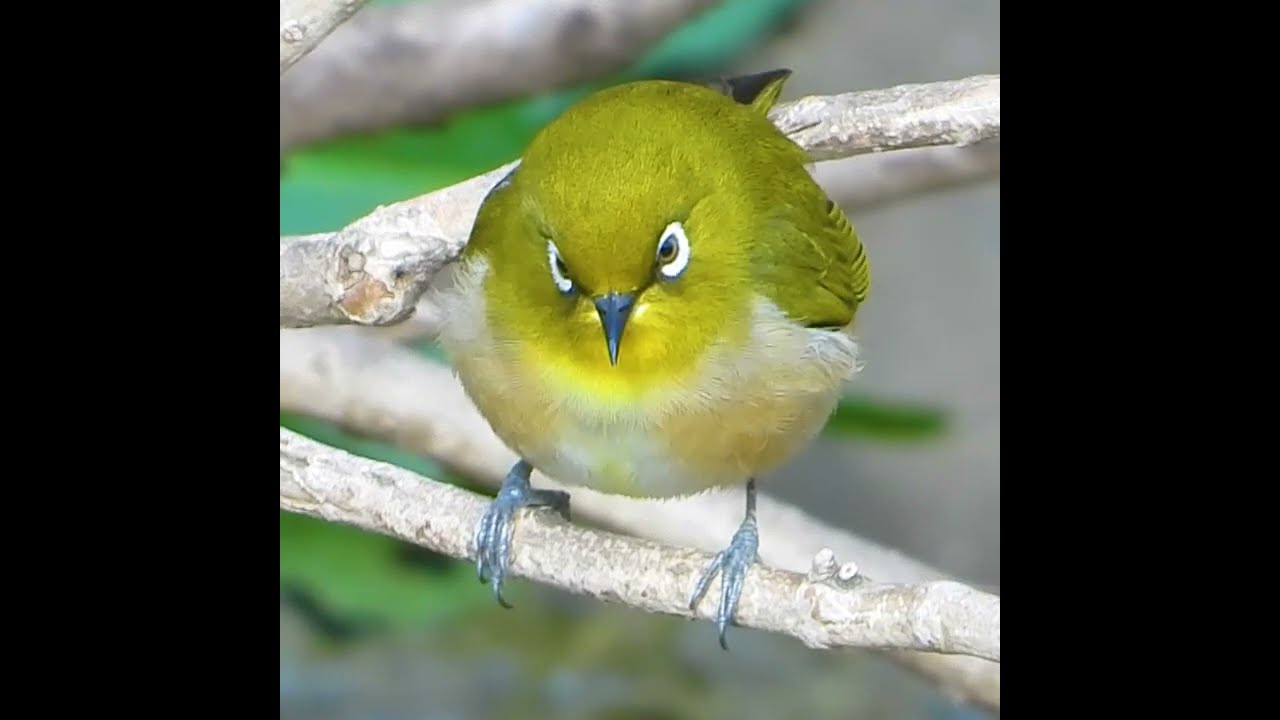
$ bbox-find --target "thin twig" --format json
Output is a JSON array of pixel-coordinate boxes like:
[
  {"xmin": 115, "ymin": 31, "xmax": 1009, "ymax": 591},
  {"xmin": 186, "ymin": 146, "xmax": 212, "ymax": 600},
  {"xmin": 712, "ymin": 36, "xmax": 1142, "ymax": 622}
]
[
  {"xmin": 280, "ymin": 0, "xmax": 374, "ymax": 75},
  {"xmin": 280, "ymin": 0, "xmax": 724, "ymax": 152},
  {"xmin": 279, "ymin": 75, "xmax": 1001, "ymax": 328},
  {"xmin": 281, "ymin": 427, "xmax": 1001, "ymax": 661}
]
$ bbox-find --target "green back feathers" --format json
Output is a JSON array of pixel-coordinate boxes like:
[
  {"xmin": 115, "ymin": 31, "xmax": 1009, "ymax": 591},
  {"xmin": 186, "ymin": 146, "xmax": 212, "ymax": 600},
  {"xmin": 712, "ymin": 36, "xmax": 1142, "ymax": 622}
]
[
  {"xmin": 716, "ymin": 68, "xmax": 871, "ymax": 330},
  {"xmin": 821, "ymin": 198, "xmax": 871, "ymax": 307}
]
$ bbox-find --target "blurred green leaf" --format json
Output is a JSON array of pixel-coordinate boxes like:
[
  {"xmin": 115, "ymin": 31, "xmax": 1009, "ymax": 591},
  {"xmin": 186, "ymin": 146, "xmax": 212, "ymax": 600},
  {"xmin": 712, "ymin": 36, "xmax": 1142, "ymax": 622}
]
[
  {"xmin": 279, "ymin": 510, "xmax": 480, "ymax": 633},
  {"xmin": 408, "ymin": 336, "xmax": 448, "ymax": 363},
  {"xmin": 279, "ymin": 103, "xmax": 539, "ymax": 235},
  {"xmin": 628, "ymin": 0, "xmax": 815, "ymax": 78},
  {"xmin": 823, "ymin": 396, "xmax": 947, "ymax": 442}
]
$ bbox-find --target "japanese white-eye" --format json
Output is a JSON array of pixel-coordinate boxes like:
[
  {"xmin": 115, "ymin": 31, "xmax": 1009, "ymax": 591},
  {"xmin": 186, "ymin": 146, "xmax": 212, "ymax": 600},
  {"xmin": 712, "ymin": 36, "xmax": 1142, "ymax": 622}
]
[{"xmin": 433, "ymin": 69, "xmax": 871, "ymax": 647}]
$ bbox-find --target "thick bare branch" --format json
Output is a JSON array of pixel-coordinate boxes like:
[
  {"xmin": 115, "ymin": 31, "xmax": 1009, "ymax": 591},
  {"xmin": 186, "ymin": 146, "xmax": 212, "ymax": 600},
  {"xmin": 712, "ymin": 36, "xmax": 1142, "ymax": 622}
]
[
  {"xmin": 771, "ymin": 75, "xmax": 1000, "ymax": 161},
  {"xmin": 281, "ymin": 427, "xmax": 1000, "ymax": 660},
  {"xmin": 280, "ymin": 0, "xmax": 373, "ymax": 75},
  {"xmin": 279, "ymin": 76, "xmax": 1001, "ymax": 328},
  {"xmin": 279, "ymin": 163, "xmax": 515, "ymax": 328},
  {"xmin": 280, "ymin": 0, "xmax": 723, "ymax": 152},
  {"xmin": 279, "ymin": 327, "xmax": 1001, "ymax": 709}
]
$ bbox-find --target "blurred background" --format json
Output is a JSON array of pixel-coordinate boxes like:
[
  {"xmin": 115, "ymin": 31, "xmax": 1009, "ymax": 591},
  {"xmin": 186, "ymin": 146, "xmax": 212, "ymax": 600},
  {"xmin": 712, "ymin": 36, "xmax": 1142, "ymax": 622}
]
[{"xmin": 280, "ymin": 0, "xmax": 999, "ymax": 718}]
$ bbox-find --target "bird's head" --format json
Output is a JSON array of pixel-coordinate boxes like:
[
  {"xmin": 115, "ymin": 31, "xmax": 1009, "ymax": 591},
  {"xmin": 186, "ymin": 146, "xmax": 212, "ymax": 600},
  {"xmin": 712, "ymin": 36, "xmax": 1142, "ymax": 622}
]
[{"xmin": 464, "ymin": 76, "xmax": 797, "ymax": 392}]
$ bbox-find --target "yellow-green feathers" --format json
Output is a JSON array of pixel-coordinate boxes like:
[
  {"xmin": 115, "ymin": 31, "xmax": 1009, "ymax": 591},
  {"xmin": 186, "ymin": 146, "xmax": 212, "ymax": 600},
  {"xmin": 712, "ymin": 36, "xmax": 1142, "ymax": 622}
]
[
  {"xmin": 436, "ymin": 69, "xmax": 871, "ymax": 496},
  {"xmin": 461, "ymin": 70, "xmax": 869, "ymax": 389},
  {"xmin": 716, "ymin": 69, "xmax": 870, "ymax": 330}
]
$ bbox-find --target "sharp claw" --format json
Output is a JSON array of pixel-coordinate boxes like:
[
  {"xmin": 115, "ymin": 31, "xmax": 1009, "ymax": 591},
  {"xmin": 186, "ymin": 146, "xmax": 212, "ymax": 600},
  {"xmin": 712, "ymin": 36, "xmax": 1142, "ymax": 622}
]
[
  {"xmin": 493, "ymin": 576, "xmax": 513, "ymax": 609},
  {"xmin": 475, "ymin": 515, "xmax": 493, "ymax": 582},
  {"xmin": 471, "ymin": 460, "xmax": 571, "ymax": 610},
  {"xmin": 689, "ymin": 506, "xmax": 759, "ymax": 649},
  {"xmin": 688, "ymin": 550, "xmax": 725, "ymax": 610}
]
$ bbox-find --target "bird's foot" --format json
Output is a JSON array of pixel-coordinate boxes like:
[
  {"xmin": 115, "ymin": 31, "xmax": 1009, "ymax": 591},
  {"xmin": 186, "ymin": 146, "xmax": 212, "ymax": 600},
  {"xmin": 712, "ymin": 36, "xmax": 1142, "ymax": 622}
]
[
  {"xmin": 474, "ymin": 459, "xmax": 570, "ymax": 608},
  {"xmin": 688, "ymin": 512, "xmax": 759, "ymax": 650}
]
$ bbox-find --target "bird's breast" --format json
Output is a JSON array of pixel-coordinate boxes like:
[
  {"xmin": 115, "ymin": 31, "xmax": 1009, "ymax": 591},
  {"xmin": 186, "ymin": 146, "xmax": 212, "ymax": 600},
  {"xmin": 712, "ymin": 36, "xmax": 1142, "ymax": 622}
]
[{"xmin": 434, "ymin": 258, "xmax": 862, "ymax": 498}]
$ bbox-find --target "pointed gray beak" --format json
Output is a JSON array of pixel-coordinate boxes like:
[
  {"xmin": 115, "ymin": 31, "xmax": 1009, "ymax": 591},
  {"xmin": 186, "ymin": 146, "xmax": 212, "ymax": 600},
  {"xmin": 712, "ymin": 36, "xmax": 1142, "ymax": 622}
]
[{"xmin": 593, "ymin": 292, "xmax": 635, "ymax": 366}]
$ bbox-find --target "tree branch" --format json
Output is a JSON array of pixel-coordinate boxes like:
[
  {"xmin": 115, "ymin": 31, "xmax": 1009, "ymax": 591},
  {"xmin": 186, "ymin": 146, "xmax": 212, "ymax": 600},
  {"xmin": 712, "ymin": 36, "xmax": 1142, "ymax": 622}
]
[
  {"xmin": 279, "ymin": 75, "xmax": 1001, "ymax": 328},
  {"xmin": 281, "ymin": 427, "xmax": 1000, "ymax": 661},
  {"xmin": 280, "ymin": 0, "xmax": 723, "ymax": 152},
  {"xmin": 279, "ymin": 327, "xmax": 1001, "ymax": 709},
  {"xmin": 280, "ymin": 0, "xmax": 373, "ymax": 75},
  {"xmin": 769, "ymin": 75, "xmax": 1000, "ymax": 161},
  {"xmin": 279, "ymin": 163, "xmax": 514, "ymax": 328}
]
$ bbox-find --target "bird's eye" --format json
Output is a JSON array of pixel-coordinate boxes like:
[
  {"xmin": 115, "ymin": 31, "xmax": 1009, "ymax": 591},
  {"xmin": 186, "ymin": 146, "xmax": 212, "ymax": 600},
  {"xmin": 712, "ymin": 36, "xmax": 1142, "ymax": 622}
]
[
  {"xmin": 657, "ymin": 236, "xmax": 677, "ymax": 262},
  {"xmin": 656, "ymin": 221, "xmax": 691, "ymax": 279},
  {"xmin": 547, "ymin": 240, "xmax": 574, "ymax": 295}
]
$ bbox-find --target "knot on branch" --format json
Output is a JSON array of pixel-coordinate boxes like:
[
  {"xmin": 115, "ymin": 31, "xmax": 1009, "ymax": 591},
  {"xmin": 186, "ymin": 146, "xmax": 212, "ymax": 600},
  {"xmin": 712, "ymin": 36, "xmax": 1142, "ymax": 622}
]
[
  {"xmin": 806, "ymin": 546, "xmax": 864, "ymax": 588},
  {"xmin": 327, "ymin": 201, "xmax": 458, "ymax": 325},
  {"xmin": 281, "ymin": 21, "xmax": 307, "ymax": 44}
]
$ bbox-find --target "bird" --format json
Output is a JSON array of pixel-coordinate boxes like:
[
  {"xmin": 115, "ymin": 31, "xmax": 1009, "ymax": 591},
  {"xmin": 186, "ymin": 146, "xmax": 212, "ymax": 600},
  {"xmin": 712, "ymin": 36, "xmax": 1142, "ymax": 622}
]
[{"xmin": 431, "ymin": 68, "xmax": 870, "ymax": 648}]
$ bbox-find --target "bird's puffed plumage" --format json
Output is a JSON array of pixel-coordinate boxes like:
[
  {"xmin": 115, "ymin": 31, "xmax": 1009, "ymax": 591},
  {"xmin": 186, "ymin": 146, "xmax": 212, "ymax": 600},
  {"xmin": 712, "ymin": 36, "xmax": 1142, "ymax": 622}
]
[{"xmin": 433, "ymin": 71, "xmax": 870, "ymax": 499}]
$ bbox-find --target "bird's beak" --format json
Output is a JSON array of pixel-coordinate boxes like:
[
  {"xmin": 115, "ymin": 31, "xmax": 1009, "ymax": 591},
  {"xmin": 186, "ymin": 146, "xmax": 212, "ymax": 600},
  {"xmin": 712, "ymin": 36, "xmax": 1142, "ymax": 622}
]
[{"xmin": 593, "ymin": 292, "xmax": 636, "ymax": 367}]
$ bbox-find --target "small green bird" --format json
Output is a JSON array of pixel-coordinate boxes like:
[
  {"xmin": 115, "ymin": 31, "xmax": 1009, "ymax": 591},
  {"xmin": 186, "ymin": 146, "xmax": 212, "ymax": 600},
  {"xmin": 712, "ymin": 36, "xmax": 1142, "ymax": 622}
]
[{"xmin": 433, "ymin": 69, "xmax": 870, "ymax": 647}]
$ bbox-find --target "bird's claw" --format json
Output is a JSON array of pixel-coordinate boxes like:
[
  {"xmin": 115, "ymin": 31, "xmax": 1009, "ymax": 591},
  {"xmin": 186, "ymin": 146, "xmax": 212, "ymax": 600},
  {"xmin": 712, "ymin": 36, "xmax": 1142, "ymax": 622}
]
[
  {"xmin": 473, "ymin": 460, "xmax": 570, "ymax": 608},
  {"xmin": 688, "ymin": 515, "xmax": 759, "ymax": 650}
]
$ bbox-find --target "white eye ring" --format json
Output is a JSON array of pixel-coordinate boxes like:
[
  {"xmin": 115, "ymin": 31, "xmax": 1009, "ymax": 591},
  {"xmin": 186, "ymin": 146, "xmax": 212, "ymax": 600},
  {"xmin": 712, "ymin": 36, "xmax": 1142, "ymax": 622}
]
[
  {"xmin": 547, "ymin": 240, "xmax": 574, "ymax": 294},
  {"xmin": 656, "ymin": 221, "xmax": 691, "ymax": 279}
]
